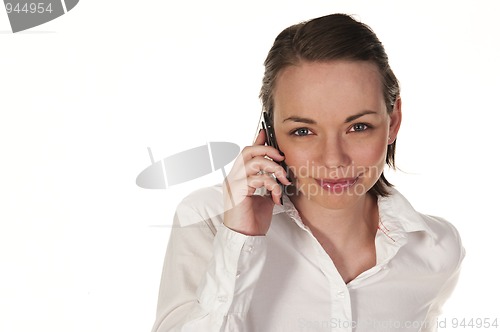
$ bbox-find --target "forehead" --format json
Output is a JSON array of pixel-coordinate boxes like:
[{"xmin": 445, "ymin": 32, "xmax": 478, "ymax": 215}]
[{"xmin": 273, "ymin": 61, "xmax": 385, "ymax": 118}]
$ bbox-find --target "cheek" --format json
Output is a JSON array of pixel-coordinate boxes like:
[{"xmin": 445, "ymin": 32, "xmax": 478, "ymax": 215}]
[
  {"xmin": 277, "ymin": 138, "xmax": 319, "ymax": 180},
  {"xmin": 280, "ymin": 148, "xmax": 314, "ymax": 178},
  {"xmin": 350, "ymin": 138, "xmax": 388, "ymax": 173}
]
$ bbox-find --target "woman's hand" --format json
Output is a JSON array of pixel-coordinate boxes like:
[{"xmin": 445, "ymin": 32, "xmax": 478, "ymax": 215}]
[{"xmin": 223, "ymin": 129, "xmax": 291, "ymax": 236}]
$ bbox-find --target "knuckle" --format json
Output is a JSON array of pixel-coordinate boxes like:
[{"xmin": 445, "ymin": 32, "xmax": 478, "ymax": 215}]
[{"xmin": 241, "ymin": 146, "xmax": 252, "ymax": 155}]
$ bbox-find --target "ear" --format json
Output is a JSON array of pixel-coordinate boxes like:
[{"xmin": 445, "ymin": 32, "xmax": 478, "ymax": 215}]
[{"xmin": 388, "ymin": 98, "xmax": 402, "ymax": 145}]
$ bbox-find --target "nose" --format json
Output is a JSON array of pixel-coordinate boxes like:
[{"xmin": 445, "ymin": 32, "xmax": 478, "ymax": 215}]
[{"xmin": 321, "ymin": 134, "xmax": 351, "ymax": 169}]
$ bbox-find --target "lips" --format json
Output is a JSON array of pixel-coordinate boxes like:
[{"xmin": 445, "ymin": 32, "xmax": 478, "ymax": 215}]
[{"xmin": 316, "ymin": 177, "xmax": 358, "ymax": 192}]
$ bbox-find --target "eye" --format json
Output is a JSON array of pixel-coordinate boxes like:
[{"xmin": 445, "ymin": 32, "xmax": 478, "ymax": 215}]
[
  {"xmin": 349, "ymin": 123, "xmax": 371, "ymax": 132},
  {"xmin": 291, "ymin": 127, "xmax": 313, "ymax": 136}
]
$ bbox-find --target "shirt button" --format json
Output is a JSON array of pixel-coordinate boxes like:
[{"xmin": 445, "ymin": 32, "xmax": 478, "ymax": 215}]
[
  {"xmin": 218, "ymin": 295, "xmax": 228, "ymax": 302},
  {"xmin": 236, "ymin": 271, "xmax": 241, "ymax": 278},
  {"xmin": 246, "ymin": 245, "xmax": 254, "ymax": 253},
  {"xmin": 337, "ymin": 291, "xmax": 345, "ymax": 298}
]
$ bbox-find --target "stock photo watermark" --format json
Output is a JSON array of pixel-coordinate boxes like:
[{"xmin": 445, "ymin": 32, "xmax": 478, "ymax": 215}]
[
  {"xmin": 298, "ymin": 317, "xmax": 500, "ymax": 330},
  {"xmin": 136, "ymin": 143, "xmax": 241, "ymax": 190},
  {"xmin": 3, "ymin": 0, "xmax": 79, "ymax": 32},
  {"xmin": 137, "ymin": 145, "xmax": 388, "ymax": 228}
]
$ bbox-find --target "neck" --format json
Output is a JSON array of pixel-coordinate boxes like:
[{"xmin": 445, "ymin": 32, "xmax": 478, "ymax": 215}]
[{"xmin": 288, "ymin": 192, "xmax": 379, "ymax": 249}]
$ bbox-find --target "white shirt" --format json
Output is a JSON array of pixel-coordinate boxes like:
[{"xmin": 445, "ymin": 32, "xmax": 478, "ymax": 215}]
[{"xmin": 151, "ymin": 184, "xmax": 465, "ymax": 332}]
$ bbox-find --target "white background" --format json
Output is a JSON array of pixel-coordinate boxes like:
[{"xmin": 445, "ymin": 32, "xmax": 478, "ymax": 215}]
[{"xmin": 1, "ymin": 1, "xmax": 499, "ymax": 331}]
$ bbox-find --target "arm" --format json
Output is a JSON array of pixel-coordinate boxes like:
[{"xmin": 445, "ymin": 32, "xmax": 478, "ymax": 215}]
[
  {"xmin": 152, "ymin": 129, "xmax": 287, "ymax": 331},
  {"xmin": 421, "ymin": 220, "xmax": 466, "ymax": 332},
  {"xmin": 151, "ymin": 211, "xmax": 267, "ymax": 332},
  {"xmin": 420, "ymin": 265, "xmax": 463, "ymax": 332}
]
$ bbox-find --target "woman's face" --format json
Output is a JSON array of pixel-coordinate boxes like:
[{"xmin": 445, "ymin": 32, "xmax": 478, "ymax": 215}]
[{"xmin": 273, "ymin": 60, "xmax": 401, "ymax": 210}]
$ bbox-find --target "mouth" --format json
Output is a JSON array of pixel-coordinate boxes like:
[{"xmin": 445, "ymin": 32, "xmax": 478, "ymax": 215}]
[{"xmin": 316, "ymin": 177, "xmax": 358, "ymax": 192}]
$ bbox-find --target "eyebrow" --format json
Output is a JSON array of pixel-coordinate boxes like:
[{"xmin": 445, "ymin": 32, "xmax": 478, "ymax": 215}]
[
  {"xmin": 282, "ymin": 110, "xmax": 378, "ymax": 124},
  {"xmin": 344, "ymin": 110, "xmax": 378, "ymax": 123},
  {"xmin": 282, "ymin": 116, "xmax": 317, "ymax": 124}
]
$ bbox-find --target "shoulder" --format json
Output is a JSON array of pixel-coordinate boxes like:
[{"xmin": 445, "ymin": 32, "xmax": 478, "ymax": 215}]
[
  {"xmin": 419, "ymin": 213, "xmax": 465, "ymax": 268},
  {"xmin": 175, "ymin": 183, "xmax": 225, "ymax": 229},
  {"xmin": 380, "ymin": 187, "xmax": 465, "ymax": 269}
]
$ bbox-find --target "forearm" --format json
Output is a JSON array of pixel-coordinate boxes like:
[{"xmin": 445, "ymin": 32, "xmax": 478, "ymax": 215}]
[{"xmin": 152, "ymin": 218, "xmax": 266, "ymax": 332}]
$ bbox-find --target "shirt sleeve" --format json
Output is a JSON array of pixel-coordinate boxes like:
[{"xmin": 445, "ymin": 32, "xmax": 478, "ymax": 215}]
[
  {"xmin": 420, "ymin": 265, "xmax": 463, "ymax": 332},
  {"xmin": 421, "ymin": 223, "xmax": 466, "ymax": 332},
  {"xmin": 151, "ymin": 211, "xmax": 267, "ymax": 332}
]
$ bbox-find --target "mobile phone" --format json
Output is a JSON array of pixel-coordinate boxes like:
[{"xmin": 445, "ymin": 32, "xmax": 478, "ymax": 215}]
[
  {"xmin": 261, "ymin": 112, "xmax": 289, "ymax": 200},
  {"xmin": 261, "ymin": 112, "xmax": 278, "ymax": 149}
]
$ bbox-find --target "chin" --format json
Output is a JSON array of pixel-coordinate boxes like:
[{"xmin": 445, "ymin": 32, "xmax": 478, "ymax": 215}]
[{"xmin": 313, "ymin": 191, "xmax": 365, "ymax": 210}]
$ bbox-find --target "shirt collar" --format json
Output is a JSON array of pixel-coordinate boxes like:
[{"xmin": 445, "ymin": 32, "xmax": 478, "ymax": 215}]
[
  {"xmin": 272, "ymin": 187, "xmax": 435, "ymax": 240},
  {"xmin": 377, "ymin": 187, "xmax": 435, "ymax": 240},
  {"xmin": 272, "ymin": 194, "xmax": 308, "ymax": 230}
]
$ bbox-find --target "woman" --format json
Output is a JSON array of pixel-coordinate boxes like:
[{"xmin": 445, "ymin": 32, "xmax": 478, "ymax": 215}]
[{"xmin": 151, "ymin": 13, "xmax": 464, "ymax": 332}]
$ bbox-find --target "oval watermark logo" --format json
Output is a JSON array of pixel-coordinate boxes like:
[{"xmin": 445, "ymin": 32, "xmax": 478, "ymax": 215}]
[
  {"xmin": 136, "ymin": 143, "xmax": 240, "ymax": 189},
  {"xmin": 4, "ymin": 0, "xmax": 79, "ymax": 33}
]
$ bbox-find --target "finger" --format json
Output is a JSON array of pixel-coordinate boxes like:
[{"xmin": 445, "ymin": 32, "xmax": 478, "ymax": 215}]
[
  {"xmin": 247, "ymin": 174, "xmax": 283, "ymax": 201},
  {"xmin": 246, "ymin": 173, "xmax": 277, "ymax": 191},
  {"xmin": 267, "ymin": 180, "xmax": 283, "ymax": 205},
  {"xmin": 253, "ymin": 128, "xmax": 266, "ymax": 146},
  {"xmin": 245, "ymin": 156, "xmax": 286, "ymax": 177},
  {"xmin": 260, "ymin": 177, "xmax": 282, "ymax": 205},
  {"xmin": 275, "ymin": 169, "xmax": 292, "ymax": 186},
  {"xmin": 241, "ymin": 145, "xmax": 285, "ymax": 164},
  {"xmin": 244, "ymin": 157, "xmax": 291, "ymax": 184}
]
